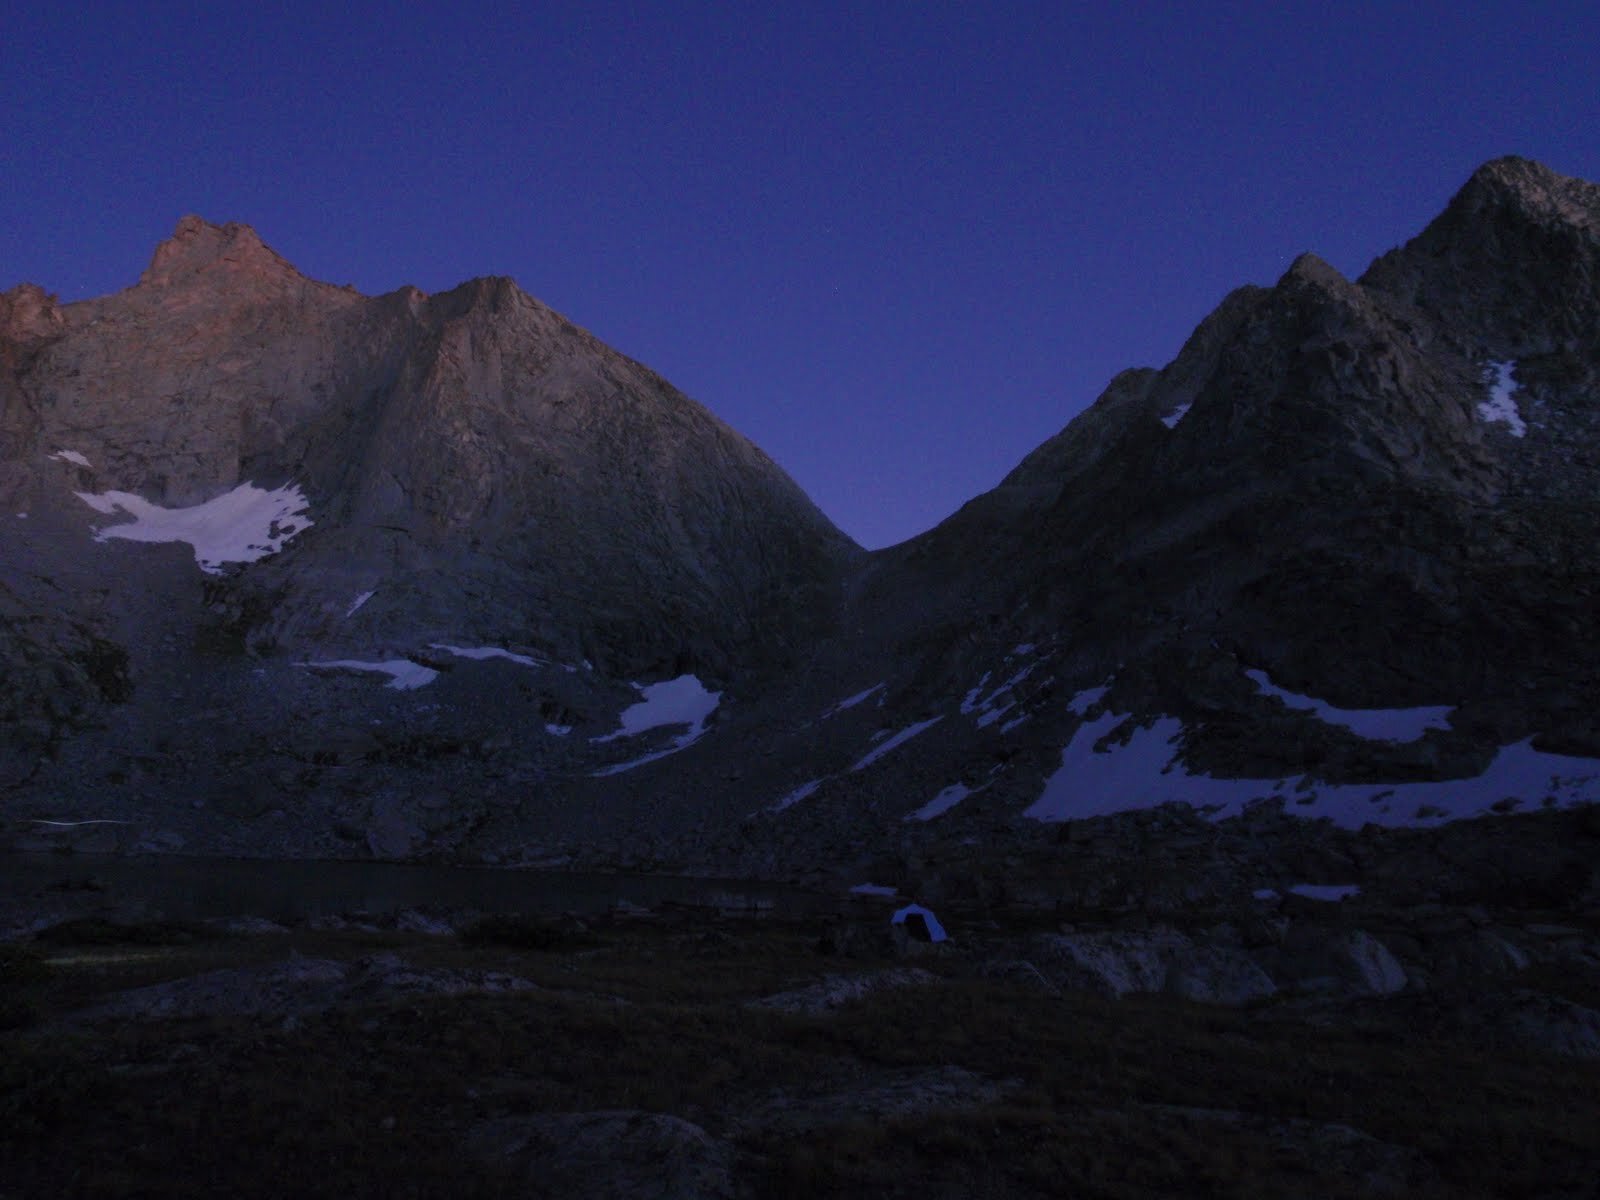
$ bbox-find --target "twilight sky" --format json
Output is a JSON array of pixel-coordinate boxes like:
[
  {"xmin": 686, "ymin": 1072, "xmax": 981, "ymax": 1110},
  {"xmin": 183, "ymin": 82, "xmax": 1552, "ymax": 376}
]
[{"xmin": 5, "ymin": 2, "xmax": 1598, "ymax": 548}]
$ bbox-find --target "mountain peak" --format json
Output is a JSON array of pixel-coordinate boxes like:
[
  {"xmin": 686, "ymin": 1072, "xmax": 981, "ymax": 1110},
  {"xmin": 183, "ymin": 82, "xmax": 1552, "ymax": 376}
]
[
  {"xmin": 1468, "ymin": 154, "xmax": 1555, "ymax": 186},
  {"xmin": 139, "ymin": 215, "xmax": 310, "ymax": 290},
  {"xmin": 1465, "ymin": 155, "xmax": 1570, "ymax": 196},
  {"xmin": 1279, "ymin": 252, "xmax": 1347, "ymax": 290},
  {"xmin": 1453, "ymin": 156, "xmax": 1600, "ymax": 232},
  {"xmin": 1358, "ymin": 157, "xmax": 1600, "ymax": 351}
]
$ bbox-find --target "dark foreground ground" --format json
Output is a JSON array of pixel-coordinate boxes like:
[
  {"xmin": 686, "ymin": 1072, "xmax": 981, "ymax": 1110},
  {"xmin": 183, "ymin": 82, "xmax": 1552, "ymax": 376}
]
[{"xmin": 3, "ymin": 870, "xmax": 1599, "ymax": 1200}]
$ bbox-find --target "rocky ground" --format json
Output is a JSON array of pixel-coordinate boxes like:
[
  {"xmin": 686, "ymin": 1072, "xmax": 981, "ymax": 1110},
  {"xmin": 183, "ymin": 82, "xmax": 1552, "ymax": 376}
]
[{"xmin": 3, "ymin": 806, "xmax": 1597, "ymax": 1198}]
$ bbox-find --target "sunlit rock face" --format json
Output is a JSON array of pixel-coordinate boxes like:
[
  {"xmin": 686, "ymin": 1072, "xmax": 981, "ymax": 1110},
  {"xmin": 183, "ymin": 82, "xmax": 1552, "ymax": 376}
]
[
  {"xmin": 3, "ymin": 216, "xmax": 858, "ymax": 675},
  {"xmin": 4, "ymin": 159, "xmax": 1600, "ymax": 870},
  {"xmin": 0, "ymin": 216, "xmax": 858, "ymax": 808}
]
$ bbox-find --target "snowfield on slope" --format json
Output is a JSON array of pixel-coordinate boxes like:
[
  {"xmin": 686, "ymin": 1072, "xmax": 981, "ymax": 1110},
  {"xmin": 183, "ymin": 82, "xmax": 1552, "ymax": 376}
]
[
  {"xmin": 431, "ymin": 644, "xmax": 545, "ymax": 669},
  {"xmin": 906, "ymin": 783, "xmax": 974, "ymax": 821},
  {"xmin": 1477, "ymin": 360, "xmax": 1527, "ymax": 436},
  {"xmin": 850, "ymin": 717, "xmax": 944, "ymax": 773},
  {"xmin": 1246, "ymin": 670, "xmax": 1452, "ymax": 741},
  {"xmin": 74, "ymin": 481, "xmax": 313, "ymax": 573},
  {"xmin": 823, "ymin": 682, "xmax": 884, "ymax": 718},
  {"xmin": 1028, "ymin": 689, "xmax": 1600, "ymax": 828},
  {"xmin": 299, "ymin": 658, "xmax": 439, "ymax": 690},
  {"xmin": 592, "ymin": 675, "xmax": 721, "ymax": 743},
  {"xmin": 961, "ymin": 644, "xmax": 1054, "ymax": 730},
  {"xmin": 771, "ymin": 780, "xmax": 822, "ymax": 812},
  {"xmin": 590, "ymin": 674, "xmax": 722, "ymax": 776}
]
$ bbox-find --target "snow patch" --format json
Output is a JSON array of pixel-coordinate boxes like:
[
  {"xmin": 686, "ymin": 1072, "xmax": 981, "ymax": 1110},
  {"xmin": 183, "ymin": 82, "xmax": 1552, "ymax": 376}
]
[
  {"xmin": 975, "ymin": 705, "xmax": 1012, "ymax": 729},
  {"xmin": 824, "ymin": 682, "xmax": 884, "ymax": 718},
  {"xmin": 592, "ymin": 674, "xmax": 720, "ymax": 743},
  {"xmin": 589, "ymin": 674, "xmax": 721, "ymax": 776},
  {"xmin": 74, "ymin": 482, "xmax": 313, "ymax": 573},
  {"xmin": 850, "ymin": 717, "xmax": 943, "ymax": 772},
  {"xmin": 960, "ymin": 672, "xmax": 992, "ymax": 715},
  {"xmin": 49, "ymin": 449, "xmax": 92, "ymax": 468},
  {"xmin": 1160, "ymin": 403, "xmax": 1192, "ymax": 430},
  {"xmin": 772, "ymin": 780, "xmax": 822, "ymax": 812},
  {"xmin": 300, "ymin": 659, "xmax": 438, "ymax": 690},
  {"xmin": 1027, "ymin": 713, "xmax": 1203, "ymax": 820},
  {"xmin": 907, "ymin": 783, "xmax": 972, "ymax": 821},
  {"xmin": 1288, "ymin": 884, "xmax": 1361, "ymax": 902},
  {"xmin": 345, "ymin": 590, "xmax": 375, "ymax": 618},
  {"xmin": 1068, "ymin": 685, "xmax": 1109, "ymax": 716},
  {"xmin": 850, "ymin": 883, "xmax": 897, "ymax": 897},
  {"xmin": 431, "ymin": 643, "xmax": 544, "ymax": 669},
  {"xmin": 590, "ymin": 744, "xmax": 691, "ymax": 777},
  {"xmin": 1026, "ymin": 704, "xmax": 1600, "ymax": 828},
  {"xmin": 1246, "ymin": 669, "xmax": 1451, "ymax": 741},
  {"xmin": 1477, "ymin": 361, "xmax": 1527, "ymax": 437},
  {"xmin": 972, "ymin": 664, "xmax": 1034, "ymax": 728},
  {"xmin": 544, "ymin": 724, "xmax": 573, "ymax": 737}
]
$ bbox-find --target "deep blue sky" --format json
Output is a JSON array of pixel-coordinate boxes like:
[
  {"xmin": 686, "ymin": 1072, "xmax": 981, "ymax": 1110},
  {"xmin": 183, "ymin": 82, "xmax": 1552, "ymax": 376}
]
[{"xmin": 5, "ymin": 3, "xmax": 1598, "ymax": 548}]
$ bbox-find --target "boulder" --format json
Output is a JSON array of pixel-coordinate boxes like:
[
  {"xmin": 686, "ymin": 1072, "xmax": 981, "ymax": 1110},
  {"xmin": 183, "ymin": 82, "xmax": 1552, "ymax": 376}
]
[
  {"xmin": 366, "ymin": 794, "xmax": 423, "ymax": 859},
  {"xmin": 1494, "ymin": 991, "xmax": 1600, "ymax": 1060},
  {"xmin": 751, "ymin": 968, "xmax": 937, "ymax": 1017},
  {"xmin": 1163, "ymin": 946, "xmax": 1279, "ymax": 1006},
  {"xmin": 1426, "ymin": 929, "xmax": 1531, "ymax": 982},
  {"xmin": 1267, "ymin": 928, "xmax": 1408, "ymax": 996},
  {"xmin": 468, "ymin": 1111, "xmax": 737, "ymax": 1200},
  {"xmin": 69, "ymin": 952, "xmax": 536, "ymax": 1021},
  {"xmin": 1026, "ymin": 928, "xmax": 1279, "ymax": 1006},
  {"xmin": 72, "ymin": 957, "xmax": 350, "ymax": 1020},
  {"xmin": 728, "ymin": 1066, "xmax": 1012, "ymax": 1137},
  {"xmin": 394, "ymin": 909, "xmax": 456, "ymax": 936},
  {"xmin": 1029, "ymin": 928, "xmax": 1191, "ymax": 997}
]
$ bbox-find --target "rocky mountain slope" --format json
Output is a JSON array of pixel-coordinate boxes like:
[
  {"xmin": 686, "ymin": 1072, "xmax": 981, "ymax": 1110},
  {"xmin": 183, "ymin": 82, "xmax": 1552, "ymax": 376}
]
[
  {"xmin": 0, "ymin": 217, "xmax": 858, "ymax": 816},
  {"xmin": 3, "ymin": 158, "xmax": 1599, "ymax": 878}
]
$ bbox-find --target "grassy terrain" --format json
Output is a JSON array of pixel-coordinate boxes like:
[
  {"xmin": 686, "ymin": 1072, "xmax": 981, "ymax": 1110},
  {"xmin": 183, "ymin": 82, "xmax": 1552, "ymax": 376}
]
[{"xmin": 2, "ymin": 913, "xmax": 1597, "ymax": 1198}]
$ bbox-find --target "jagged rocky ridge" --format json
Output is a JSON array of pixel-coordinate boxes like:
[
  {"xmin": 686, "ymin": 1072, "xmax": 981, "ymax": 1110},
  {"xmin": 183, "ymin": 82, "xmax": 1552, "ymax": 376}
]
[{"xmin": 3, "ymin": 157, "xmax": 1599, "ymax": 876}]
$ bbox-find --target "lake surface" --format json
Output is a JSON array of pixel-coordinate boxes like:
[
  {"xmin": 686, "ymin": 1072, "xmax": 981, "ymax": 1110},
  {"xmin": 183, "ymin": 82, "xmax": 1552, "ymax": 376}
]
[{"xmin": 0, "ymin": 852, "xmax": 818, "ymax": 925}]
